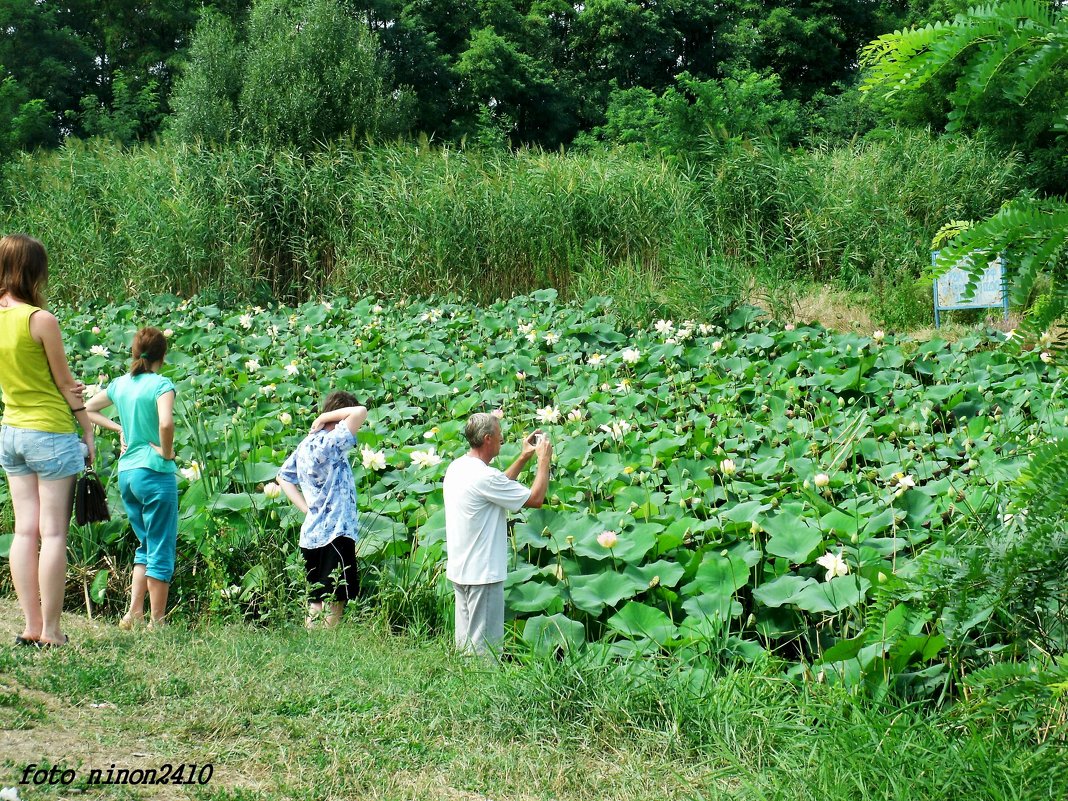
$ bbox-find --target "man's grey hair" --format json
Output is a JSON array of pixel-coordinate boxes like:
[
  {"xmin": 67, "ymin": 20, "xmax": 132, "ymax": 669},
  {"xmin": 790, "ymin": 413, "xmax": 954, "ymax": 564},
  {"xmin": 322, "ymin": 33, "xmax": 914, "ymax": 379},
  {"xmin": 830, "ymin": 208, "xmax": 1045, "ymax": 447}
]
[{"xmin": 465, "ymin": 413, "xmax": 500, "ymax": 448}]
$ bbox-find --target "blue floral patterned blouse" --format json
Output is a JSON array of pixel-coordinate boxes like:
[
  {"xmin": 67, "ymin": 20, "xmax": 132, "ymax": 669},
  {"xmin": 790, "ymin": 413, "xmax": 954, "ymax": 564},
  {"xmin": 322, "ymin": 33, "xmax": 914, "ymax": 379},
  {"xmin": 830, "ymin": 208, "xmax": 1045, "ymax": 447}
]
[{"xmin": 278, "ymin": 426, "xmax": 360, "ymax": 549}]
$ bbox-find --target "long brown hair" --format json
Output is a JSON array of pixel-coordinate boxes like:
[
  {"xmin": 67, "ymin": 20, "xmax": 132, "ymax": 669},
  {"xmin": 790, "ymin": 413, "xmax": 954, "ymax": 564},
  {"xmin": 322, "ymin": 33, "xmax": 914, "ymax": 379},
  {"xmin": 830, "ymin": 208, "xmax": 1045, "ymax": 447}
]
[
  {"xmin": 131, "ymin": 327, "xmax": 168, "ymax": 376},
  {"xmin": 0, "ymin": 234, "xmax": 48, "ymax": 308}
]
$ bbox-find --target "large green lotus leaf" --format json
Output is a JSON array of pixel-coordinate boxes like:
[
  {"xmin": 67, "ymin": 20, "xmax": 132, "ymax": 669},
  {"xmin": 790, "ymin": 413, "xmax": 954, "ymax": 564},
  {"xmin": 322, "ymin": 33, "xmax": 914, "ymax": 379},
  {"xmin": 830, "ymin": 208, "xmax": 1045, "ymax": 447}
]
[
  {"xmin": 513, "ymin": 508, "xmax": 564, "ymax": 551},
  {"xmin": 0, "ymin": 533, "xmax": 12, "ymax": 559},
  {"xmin": 650, "ymin": 435, "xmax": 689, "ymax": 460},
  {"xmin": 508, "ymin": 580, "xmax": 562, "ymax": 613},
  {"xmin": 791, "ymin": 576, "xmax": 872, "ymax": 613},
  {"xmin": 898, "ymin": 490, "xmax": 937, "ymax": 527},
  {"xmin": 607, "ymin": 601, "xmax": 678, "ymax": 646},
  {"xmin": 213, "ymin": 493, "xmax": 253, "ymax": 512},
  {"xmin": 862, "ymin": 508, "xmax": 896, "ymax": 537},
  {"xmin": 681, "ymin": 552, "xmax": 749, "ymax": 600},
  {"xmin": 568, "ymin": 571, "xmax": 646, "ymax": 615},
  {"xmin": 624, "ymin": 559, "xmax": 685, "ymax": 590},
  {"xmin": 820, "ymin": 509, "xmax": 860, "ymax": 537},
  {"xmin": 522, "ymin": 613, "xmax": 586, "ymax": 658},
  {"xmin": 229, "ymin": 462, "xmax": 279, "ymax": 484},
  {"xmin": 416, "ymin": 506, "xmax": 447, "ymax": 547},
  {"xmin": 721, "ymin": 500, "xmax": 768, "ymax": 524},
  {"xmin": 504, "ymin": 563, "xmax": 539, "ymax": 589},
  {"xmin": 613, "ymin": 485, "xmax": 665, "ymax": 514},
  {"xmin": 556, "ymin": 436, "xmax": 592, "ymax": 471},
  {"xmin": 681, "ymin": 592, "xmax": 740, "ymax": 623},
  {"xmin": 752, "ymin": 574, "xmax": 817, "ymax": 608},
  {"xmin": 572, "ymin": 517, "xmax": 656, "ymax": 563},
  {"xmin": 763, "ymin": 512, "xmax": 823, "ymax": 563}
]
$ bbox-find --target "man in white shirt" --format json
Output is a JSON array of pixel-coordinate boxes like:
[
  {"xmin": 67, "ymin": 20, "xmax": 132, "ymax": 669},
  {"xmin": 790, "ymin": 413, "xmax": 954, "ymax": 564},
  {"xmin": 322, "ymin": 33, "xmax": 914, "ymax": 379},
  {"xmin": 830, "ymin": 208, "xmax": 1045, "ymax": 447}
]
[{"xmin": 443, "ymin": 411, "xmax": 552, "ymax": 657}]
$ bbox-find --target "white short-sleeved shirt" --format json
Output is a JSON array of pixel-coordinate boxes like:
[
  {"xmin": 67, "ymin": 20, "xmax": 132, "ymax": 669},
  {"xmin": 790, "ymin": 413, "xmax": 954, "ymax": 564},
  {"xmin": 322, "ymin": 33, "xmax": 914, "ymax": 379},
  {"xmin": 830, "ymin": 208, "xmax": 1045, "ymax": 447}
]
[{"xmin": 443, "ymin": 454, "xmax": 531, "ymax": 585}]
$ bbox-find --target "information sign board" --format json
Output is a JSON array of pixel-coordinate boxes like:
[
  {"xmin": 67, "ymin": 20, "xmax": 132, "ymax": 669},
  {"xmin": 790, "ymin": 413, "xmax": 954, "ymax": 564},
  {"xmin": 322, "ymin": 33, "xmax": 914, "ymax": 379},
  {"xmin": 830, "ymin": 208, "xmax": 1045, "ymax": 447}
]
[{"xmin": 932, "ymin": 251, "xmax": 1009, "ymax": 328}]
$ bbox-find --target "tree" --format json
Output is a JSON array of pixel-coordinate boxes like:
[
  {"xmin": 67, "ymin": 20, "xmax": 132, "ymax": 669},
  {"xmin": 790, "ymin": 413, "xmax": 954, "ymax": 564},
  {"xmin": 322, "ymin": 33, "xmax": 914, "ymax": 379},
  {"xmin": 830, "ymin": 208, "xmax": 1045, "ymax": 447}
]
[
  {"xmin": 171, "ymin": 0, "xmax": 401, "ymax": 150},
  {"xmin": 861, "ymin": 0, "xmax": 1067, "ymax": 337}
]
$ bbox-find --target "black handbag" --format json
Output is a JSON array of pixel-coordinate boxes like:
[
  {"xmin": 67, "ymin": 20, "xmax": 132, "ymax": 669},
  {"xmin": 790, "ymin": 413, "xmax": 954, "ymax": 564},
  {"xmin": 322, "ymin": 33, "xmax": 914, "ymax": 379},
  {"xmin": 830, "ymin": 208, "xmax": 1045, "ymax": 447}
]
[{"xmin": 75, "ymin": 469, "xmax": 110, "ymax": 526}]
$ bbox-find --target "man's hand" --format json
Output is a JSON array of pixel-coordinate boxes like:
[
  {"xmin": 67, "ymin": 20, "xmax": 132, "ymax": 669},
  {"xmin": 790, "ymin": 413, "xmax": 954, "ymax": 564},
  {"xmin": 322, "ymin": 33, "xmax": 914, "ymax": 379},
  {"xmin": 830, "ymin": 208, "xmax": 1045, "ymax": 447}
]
[
  {"xmin": 67, "ymin": 381, "xmax": 87, "ymax": 402},
  {"xmin": 521, "ymin": 429, "xmax": 543, "ymax": 459},
  {"xmin": 534, "ymin": 435, "xmax": 552, "ymax": 463}
]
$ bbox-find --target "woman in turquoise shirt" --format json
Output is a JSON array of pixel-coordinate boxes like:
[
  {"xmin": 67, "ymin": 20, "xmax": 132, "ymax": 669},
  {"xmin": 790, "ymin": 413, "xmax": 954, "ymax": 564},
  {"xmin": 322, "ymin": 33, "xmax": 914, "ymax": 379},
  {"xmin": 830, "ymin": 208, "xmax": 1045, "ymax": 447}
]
[{"xmin": 87, "ymin": 327, "xmax": 178, "ymax": 628}]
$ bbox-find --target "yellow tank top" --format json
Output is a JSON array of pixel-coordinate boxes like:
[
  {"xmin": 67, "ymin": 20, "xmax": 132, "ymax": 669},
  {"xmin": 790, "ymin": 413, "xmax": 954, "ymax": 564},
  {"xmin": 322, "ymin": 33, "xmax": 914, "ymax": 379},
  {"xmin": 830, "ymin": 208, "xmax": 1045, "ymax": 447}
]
[{"xmin": 0, "ymin": 304, "xmax": 76, "ymax": 433}]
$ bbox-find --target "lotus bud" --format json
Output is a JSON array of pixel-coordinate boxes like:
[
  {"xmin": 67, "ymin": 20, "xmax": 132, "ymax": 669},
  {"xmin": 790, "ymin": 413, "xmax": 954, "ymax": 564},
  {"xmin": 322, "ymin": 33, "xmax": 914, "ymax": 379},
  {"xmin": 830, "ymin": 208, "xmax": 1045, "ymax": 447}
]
[
  {"xmin": 648, "ymin": 575, "xmax": 660, "ymax": 588},
  {"xmin": 750, "ymin": 521, "xmax": 760, "ymax": 535}
]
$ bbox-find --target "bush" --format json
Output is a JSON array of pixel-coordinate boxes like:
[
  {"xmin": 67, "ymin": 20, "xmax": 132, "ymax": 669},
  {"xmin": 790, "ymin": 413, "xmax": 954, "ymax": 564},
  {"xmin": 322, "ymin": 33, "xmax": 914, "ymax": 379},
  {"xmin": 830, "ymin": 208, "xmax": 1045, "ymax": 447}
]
[
  {"xmin": 0, "ymin": 138, "xmax": 730, "ymax": 323},
  {"xmin": 699, "ymin": 128, "xmax": 1029, "ymax": 327}
]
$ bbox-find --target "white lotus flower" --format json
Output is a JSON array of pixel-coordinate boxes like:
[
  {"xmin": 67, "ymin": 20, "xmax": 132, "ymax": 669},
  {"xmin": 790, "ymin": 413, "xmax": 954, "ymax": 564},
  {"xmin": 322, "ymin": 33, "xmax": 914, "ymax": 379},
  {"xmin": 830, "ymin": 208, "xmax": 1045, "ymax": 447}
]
[
  {"xmin": 816, "ymin": 551, "xmax": 850, "ymax": 581},
  {"xmin": 260, "ymin": 383, "xmax": 276, "ymax": 396},
  {"xmin": 279, "ymin": 412, "xmax": 292, "ymax": 425},
  {"xmin": 567, "ymin": 407, "xmax": 585, "ymax": 422},
  {"xmin": 1, "ymin": 787, "xmax": 22, "ymax": 801},
  {"xmin": 597, "ymin": 530, "xmax": 619, "ymax": 549},
  {"xmin": 614, "ymin": 379, "xmax": 632, "ymax": 394},
  {"xmin": 711, "ymin": 340, "xmax": 723, "ymax": 352},
  {"xmin": 491, "ymin": 409, "xmax": 505, "ymax": 420},
  {"xmin": 263, "ymin": 482, "xmax": 282, "ymax": 499},
  {"xmin": 544, "ymin": 332, "xmax": 559, "ymax": 346},
  {"xmin": 896, "ymin": 473, "xmax": 916, "ymax": 489},
  {"xmin": 814, "ymin": 473, "xmax": 830, "ymax": 488},
  {"xmin": 90, "ymin": 345, "xmax": 109, "ymax": 358},
  {"xmin": 163, "ymin": 328, "xmax": 174, "ymax": 337},
  {"xmin": 536, "ymin": 405, "xmax": 561, "ymax": 424},
  {"xmin": 91, "ymin": 326, "xmax": 101, "ymax": 334},
  {"xmin": 720, "ymin": 458, "xmax": 737, "ymax": 475},
  {"xmin": 1005, "ymin": 329, "xmax": 1016, "ymax": 341},
  {"xmin": 620, "ymin": 348, "xmax": 641, "ymax": 365},
  {"xmin": 239, "ymin": 314, "xmax": 253, "ymax": 330},
  {"xmin": 285, "ymin": 362, "xmax": 299, "ymax": 376},
  {"xmin": 1040, "ymin": 351, "xmax": 1053, "ymax": 364},
  {"xmin": 587, "ymin": 353, "xmax": 606, "ymax": 367},
  {"xmin": 180, "ymin": 461, "xmax": 202, "ymax": 481},
  {"xmin": 322, "ymin": 301, "xmax": 333, "ymax": 311},
  {"xmin": 517, "ymin": 321, "xmax": 534, "ymax": 335},
  {"xmin": 410, "ymin": 448, "xmax": 442, "ymax": 468},
  {"xmin": 872, "ymin": 330, "xmax": 885, "ymax": 343},
  {"xmin": 698, "ymin": 323, "xmax": 714, "ymax": 336},
  {"xmin": 83, "ymin": 383, "xmax": 102, "ymax": 400},
  {"xmin": 372, "ymin": 304, "xmax": 383, "ymax": 314},
  {"xmin": 654, "ymin": 319, "xmax": 674, "ymax": 336},
  {"xmin": 599, "ymin": 420, "xmax": 632, "ymax": 441},
  {"xmin": 516, "ymin": 371, "xmax": 527, "ymax": 381},
  {"xmin": 361, "ymin": 447, "xmax": 387, "ymax": 471},
  {"xmin": 245, "ymin": 358, "xmax": 260, "ymax": 372},
  {"xmin": 784, "ymin": 323, "xmax": 795, "ymax": 332}
]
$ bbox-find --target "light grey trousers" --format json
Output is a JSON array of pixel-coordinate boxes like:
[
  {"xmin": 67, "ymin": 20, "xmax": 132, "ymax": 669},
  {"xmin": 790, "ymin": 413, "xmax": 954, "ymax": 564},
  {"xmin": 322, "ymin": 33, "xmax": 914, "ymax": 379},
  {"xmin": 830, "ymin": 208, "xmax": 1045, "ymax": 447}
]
[{"xmin": 452, "ymin": 580, "xmax": 504, "ymax": 657}]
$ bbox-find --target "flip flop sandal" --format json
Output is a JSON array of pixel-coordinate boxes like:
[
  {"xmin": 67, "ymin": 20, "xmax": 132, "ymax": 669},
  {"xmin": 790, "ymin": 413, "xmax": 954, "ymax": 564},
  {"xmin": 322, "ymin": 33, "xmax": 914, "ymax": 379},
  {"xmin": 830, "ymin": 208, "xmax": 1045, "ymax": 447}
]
[
  {"xmin": 38, "ymin": 635, "xmax": 69, "ymax": 649},
  {"xmin": 14, "ymin": 635, "xmax": 40, "ymax": 647}
]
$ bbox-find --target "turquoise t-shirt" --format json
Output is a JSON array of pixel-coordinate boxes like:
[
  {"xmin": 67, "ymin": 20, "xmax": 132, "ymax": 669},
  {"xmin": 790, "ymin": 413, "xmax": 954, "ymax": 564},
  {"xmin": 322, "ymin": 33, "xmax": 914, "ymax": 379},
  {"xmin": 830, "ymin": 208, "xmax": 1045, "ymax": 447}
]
[{"xmin": 108, "ymin": 372, "xmax": 178, "ymax": 474}]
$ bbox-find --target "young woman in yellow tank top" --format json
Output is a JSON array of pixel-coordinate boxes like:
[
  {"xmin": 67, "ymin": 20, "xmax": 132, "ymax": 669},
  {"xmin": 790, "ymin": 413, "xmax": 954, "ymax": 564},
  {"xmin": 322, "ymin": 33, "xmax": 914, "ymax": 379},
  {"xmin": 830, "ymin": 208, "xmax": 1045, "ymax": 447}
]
[{"xmin": 0, "ymin": 234, "xmax": 95, "ymax": 648}]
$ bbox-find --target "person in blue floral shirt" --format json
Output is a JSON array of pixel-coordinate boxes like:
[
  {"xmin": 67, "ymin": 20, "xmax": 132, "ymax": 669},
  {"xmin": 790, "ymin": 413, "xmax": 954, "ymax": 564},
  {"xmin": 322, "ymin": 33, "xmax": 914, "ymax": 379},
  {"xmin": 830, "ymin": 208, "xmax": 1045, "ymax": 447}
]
[{"xmin": 278, "ymin": 391, "xmax": 367, "ymax": 628}]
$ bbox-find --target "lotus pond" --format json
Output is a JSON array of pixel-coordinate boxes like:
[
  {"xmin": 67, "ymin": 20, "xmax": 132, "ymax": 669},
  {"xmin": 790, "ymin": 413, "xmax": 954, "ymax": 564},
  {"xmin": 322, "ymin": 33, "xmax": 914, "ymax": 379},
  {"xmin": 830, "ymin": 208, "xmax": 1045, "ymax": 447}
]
[{"xmin": 2, "ymin": 291, "xmax": 1064, "ymax": 686}]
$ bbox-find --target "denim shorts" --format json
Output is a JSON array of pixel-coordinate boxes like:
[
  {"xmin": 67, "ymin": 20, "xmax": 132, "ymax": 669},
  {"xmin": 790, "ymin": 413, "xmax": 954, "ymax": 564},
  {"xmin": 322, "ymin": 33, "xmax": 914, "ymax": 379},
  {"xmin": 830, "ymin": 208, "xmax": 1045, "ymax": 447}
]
[{"xmin": 0, "ymin": 425, "xmax": 85, "ymax": 480}]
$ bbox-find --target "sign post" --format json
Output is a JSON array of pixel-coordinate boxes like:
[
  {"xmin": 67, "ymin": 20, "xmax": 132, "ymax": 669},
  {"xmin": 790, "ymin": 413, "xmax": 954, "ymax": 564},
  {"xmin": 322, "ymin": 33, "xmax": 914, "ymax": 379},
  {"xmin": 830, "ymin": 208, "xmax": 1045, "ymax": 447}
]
[{"xmin": 932, "ymin": 251, "xmax": 1009, "ymax": 328}]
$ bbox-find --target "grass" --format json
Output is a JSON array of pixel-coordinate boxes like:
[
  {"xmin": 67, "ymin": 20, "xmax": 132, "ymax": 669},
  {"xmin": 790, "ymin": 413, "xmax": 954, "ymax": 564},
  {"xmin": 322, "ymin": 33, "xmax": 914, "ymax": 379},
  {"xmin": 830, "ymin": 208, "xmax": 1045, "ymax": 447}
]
[{"xmin": 1, "ymin": 598, "xmax": 1063, "ymax": 801}]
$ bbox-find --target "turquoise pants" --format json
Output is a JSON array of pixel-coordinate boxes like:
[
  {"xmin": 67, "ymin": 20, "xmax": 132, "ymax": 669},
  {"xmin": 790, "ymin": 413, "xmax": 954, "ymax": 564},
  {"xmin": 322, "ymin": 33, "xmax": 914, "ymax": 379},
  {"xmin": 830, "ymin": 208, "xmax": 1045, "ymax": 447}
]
[{"xmin": 119, "ymin": 468, "xmax": 178, "ymax": 582}]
